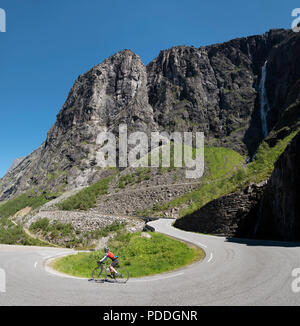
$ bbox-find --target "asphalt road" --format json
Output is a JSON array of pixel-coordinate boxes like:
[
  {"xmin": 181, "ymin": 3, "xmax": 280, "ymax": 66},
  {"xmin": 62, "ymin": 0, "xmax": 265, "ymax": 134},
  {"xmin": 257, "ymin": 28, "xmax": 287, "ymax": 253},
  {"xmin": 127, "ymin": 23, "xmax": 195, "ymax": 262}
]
[{"xmin": 1, "ymin": 218, "xmax": 300, "ymax": 306}]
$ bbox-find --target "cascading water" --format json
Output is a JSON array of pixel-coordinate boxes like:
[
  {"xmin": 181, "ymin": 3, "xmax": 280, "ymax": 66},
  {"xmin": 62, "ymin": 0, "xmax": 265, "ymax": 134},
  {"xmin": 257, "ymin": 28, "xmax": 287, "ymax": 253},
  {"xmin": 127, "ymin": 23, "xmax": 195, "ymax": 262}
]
[
  {"xmin": 247, "ymin": 43, "xmax": 252, "ymax": 59},
  {"xmin": 249, "ymin": 61, "xmax": 271, "ymax": 162},
  {"xmin": 259, "ymin": 61, "xmax": 271, "ymax": 138}
]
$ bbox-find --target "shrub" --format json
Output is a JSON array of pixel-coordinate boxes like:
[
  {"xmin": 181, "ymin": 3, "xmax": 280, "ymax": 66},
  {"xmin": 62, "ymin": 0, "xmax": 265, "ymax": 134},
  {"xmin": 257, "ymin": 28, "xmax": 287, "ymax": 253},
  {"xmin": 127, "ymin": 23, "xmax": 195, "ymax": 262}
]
[{"xmin": 58, "ymin": 175, "xmax": 114, "ymax": 211}]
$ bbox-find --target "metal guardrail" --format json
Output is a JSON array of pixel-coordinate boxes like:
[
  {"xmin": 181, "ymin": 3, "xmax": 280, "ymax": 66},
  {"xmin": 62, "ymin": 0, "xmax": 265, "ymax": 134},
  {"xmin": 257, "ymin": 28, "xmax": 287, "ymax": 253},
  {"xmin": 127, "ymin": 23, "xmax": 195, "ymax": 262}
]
[
  {"xmin": 137, "ymin": 216, "xmax": 173, "ymax": 231},
  {"xmin": 137, "ymin": 216, "xmax": 176, "ymax": 232},
  {"xmin": 143, "ymin": 223, "xmax": 155, "ymax": 232},
  {"xmin": 137, "ymin": 216, "xmax": 159, "ymax": 222},
  {"xmin": 137, "ymin": 216, "xmax": 159, "ymax": 232}
]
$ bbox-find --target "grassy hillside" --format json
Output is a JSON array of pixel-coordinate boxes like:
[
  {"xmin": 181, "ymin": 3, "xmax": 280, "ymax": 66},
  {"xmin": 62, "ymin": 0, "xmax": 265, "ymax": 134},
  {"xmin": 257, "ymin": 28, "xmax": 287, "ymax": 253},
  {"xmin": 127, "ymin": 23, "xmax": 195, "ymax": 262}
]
[
  {"xmin": 156, "ymin": 129, "xmax": 300, "ymax": 218},
  {"xmin": 0, "ymin": 129, "xmax": 298, "ymax": 247},
  {"xmin": 0, "ymin": 192, "xmax": 56, "ymax": 245},
  {"xmin": 57, "ymin": 174, "xmax": 115, "ymax": 211},
  {"xmin": 138, "ymin": 145, "xmax": 245, "ymax": 217},
  {"xmin": 28, "ymin": 219, "xmax": 126, "ymax": 249}
]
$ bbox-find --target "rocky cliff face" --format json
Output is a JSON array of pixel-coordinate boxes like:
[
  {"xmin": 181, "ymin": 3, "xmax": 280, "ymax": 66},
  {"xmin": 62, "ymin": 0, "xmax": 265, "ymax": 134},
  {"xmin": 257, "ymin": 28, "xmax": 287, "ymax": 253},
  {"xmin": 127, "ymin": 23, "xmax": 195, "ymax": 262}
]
[
  {"xmin": 264, "ymin": 31, "xmax": 300, "ymax": 147},
  {"xmin": 173, "ymin": 181, "xmax": 267, "ymax": 237},
  {"xmin": 175, "ymin": 132, "xmax": 300, "ymax": 241},
  {"xmin": 147, "ymin": 29, "xmax": 295, "ymax": 154},
  {"xmin": 0, "ymin": 50, "xmax": 157, "ymax": 199},
  {"xmin": 0, "ymin": 29, "xmax": 299, "ymax": 201},
  {"xmin": 6, "ymin": 157, "xmax": 25, "ymax": 174},
  {"xmin": 256, "ymin": 132, "xmax": 300, "ymax": 241}
]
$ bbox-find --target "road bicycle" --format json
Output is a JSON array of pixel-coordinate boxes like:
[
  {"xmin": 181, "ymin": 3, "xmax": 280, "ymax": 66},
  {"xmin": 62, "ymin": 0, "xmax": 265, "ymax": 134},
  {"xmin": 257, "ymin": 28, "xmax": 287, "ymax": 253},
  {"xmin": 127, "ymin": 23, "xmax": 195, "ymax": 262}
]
[{"xmin": 91, "ymin": 261, "xmax": 129, "ymax": 284}]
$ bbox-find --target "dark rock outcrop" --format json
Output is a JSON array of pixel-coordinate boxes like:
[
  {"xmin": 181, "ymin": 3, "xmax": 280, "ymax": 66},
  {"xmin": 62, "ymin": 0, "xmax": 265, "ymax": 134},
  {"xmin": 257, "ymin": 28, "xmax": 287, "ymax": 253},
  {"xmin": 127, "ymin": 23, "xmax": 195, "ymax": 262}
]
[
  {"xmin": 174, "ymin": 132, "xmax": 300, "ymax": 241},
  {"xmin": 174, "ymin": 181, "xmax": 267, "ymax": 237},
  {"xmin": 256, "ymin": 132, "xmax": 300, "ymax": 241},
  {"xmin": 147, "ymin": 29, "xmax": 295, "ymax": 155}
]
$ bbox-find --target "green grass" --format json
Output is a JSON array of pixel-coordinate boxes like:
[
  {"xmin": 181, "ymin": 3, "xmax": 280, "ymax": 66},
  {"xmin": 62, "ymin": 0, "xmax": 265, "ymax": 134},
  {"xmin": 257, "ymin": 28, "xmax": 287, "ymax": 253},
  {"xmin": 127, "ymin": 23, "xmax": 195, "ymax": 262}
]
[
  {"xmin": 29, "ymin": 218, "xmax": 80, "ymax": 248},
  {"xmin": 1, "ymin": 129, "xmax": 297, "ymax": 247},
  {"xmin": 138, "ymin": 129, "xmax": 299, "ymax": 218},
  {"xmin": 28, "ymin": 219, "xmax": 126, "ymax": 249},
  {"xmin": 0, "ymin": 201, "xmax": 7, "ymax": 207},
  {"xmin": 175, "ymin": 129, "xmax": 300, "ymax": 218},
  {"xmin": 204, "ymin": 146, "xmax": 244, "ymax": 179},
  {"xmin": 246, "ymin": 129, "xmax": 299, "ymax": 183},
  {"xmin": 138, "ymin": 146, "xmax": 244, "ymax": 217},
  {"xmin": 0, "ymin": 192, "xmax": 56, "ymax": 246},
  {"xmin": 57, "ymin": 174, "xmax": 114, "ymax": 211},
  {"xmin": 51, "ymin": 231, "xmax": 204, "ymax": 278},
  {"xmin": 118, "ymin": 168, "xmax": 151, "ymax": 189},
  {"xmin": 0, "ymin": 222, "xmax": 50, "ymax": 246},
  {"xmin": 0, "ymin": 193, "xmax": 50, "ymax": 221},
  {"xmin": 82, "ymin": 221, "xmax": 126, "ymax": 242},
  {"xmin": 29, "ymin": 218, "xmax": 75, "ymax": 238}
]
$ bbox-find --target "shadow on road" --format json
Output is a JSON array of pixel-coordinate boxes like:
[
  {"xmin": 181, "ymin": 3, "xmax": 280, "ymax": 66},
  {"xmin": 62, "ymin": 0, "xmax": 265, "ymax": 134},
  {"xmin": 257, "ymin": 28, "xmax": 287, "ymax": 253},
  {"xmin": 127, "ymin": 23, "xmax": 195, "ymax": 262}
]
[
  {"xmin": 225, "ymin": 237, "xmax": 300, "ymax": 248},
  {"xmin": 88, "ymin": 278, "xmax": 119, "ymax": 284}
]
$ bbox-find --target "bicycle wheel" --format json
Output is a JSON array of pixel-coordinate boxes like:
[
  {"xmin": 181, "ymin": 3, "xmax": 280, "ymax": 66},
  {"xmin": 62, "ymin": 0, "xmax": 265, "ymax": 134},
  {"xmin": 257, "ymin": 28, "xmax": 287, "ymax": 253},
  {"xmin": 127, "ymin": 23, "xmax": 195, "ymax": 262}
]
[
  {"xmin": 91, "ymin": 265, "xmax": 105, "ymax": 281},
  {"xmin": 114, "ymin": 266, "xmax": 129, "ymax": 284}
]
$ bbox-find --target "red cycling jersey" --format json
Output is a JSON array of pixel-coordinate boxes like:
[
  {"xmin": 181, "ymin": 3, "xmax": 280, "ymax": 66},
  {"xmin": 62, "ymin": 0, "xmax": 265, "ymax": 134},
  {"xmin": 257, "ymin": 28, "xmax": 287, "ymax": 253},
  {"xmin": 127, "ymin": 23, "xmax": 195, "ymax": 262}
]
[
  {"xmin": 100, "ymin": 251, "xmax": 118, "ymax": 264},
  {"xmin": 107, "ymin": 251, "xmax": 116, "ymax": 260}
]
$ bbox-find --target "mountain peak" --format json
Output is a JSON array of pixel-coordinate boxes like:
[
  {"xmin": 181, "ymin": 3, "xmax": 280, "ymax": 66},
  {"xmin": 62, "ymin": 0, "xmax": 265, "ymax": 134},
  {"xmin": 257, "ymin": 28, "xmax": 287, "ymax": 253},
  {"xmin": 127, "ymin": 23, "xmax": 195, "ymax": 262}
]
[{"xmin": 1, "ymin": 29, "xmax": 299, "ymax": 201}]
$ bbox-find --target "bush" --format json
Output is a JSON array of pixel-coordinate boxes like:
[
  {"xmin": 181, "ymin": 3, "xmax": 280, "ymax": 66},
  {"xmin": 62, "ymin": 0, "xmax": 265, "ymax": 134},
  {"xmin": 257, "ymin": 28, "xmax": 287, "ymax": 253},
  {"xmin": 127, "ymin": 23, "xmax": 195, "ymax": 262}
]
[
  {"xmin": 83, "ymin": 221, "xmax": 126, "ymax": 240},
  {"xmin": 29, "ymin": 218, "xmax": 75, "ymax": 238},
  {"xmin": 58, "ymin": 175, "xmax": 114, "ymax": 211},
  {"xmin": 0, "ymin": 193, "xmax": 50, "ymax": 221},
  {"xmin": 0, "ymin": 222, "xmax": 48, "ymax": 246},
  {"xmin": 139, "ymin": 130, "xmax": 300, "ymax": 218},
  {"xmin": 29, "ymin": 218, "xmax": 50, "ymax": 232},
  {"xmin": 0, "ymin": 193, "xmax": 56, "ymax": 246}
]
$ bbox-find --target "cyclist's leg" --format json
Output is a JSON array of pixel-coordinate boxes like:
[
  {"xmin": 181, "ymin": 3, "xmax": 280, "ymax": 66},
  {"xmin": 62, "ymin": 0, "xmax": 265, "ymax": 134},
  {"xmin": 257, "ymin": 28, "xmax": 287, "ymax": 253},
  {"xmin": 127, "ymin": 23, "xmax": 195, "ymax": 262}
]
[{"xmin": 110, "ymin": 260, "xmax": 119, "ymax": 275}]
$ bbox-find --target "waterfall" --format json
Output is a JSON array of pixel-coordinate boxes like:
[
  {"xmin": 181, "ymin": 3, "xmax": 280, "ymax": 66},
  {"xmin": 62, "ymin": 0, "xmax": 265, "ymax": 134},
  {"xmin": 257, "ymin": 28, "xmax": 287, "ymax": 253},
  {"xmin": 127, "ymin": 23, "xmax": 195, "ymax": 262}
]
[
  {"xmin": 259, "ymin": 61, "xmax": 271, "ymax": 138},
  {"xmin": 247, "ymin": 43, "xmax": 252, "ymax": 59}
]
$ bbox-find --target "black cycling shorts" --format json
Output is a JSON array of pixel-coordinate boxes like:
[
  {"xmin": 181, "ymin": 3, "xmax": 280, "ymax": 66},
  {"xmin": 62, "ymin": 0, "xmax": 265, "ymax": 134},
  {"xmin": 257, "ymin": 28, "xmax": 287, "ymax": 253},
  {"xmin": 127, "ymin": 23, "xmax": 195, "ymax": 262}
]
[{"xmin": 111, "ymin": 259, "xmax": 119, "ymax": 267}]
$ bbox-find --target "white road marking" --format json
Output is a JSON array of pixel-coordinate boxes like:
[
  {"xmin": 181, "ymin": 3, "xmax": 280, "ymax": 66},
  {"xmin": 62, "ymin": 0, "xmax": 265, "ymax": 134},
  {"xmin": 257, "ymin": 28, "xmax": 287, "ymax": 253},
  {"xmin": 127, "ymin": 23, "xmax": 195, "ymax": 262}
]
[
  {"xmin": 196, "ymin": 242, "xmax": 207, "ymax": 248},
  {"xmin": 208, "ymin": 253, "xmax": 213, "ymax": 263},
  {"xmin": 43, "ymin": 249, "xmax": 186, "ymax": 282},
  {"xmin": 42, "ymin": 251, "xmax": 75, "ymax": 261},
  {"xmin": 0, "ymin": 268, "xmax": 6, "ymax": 293},
  {"xmin": 130, "ymin": 272, "xmax": 184, "ymax": 283}
]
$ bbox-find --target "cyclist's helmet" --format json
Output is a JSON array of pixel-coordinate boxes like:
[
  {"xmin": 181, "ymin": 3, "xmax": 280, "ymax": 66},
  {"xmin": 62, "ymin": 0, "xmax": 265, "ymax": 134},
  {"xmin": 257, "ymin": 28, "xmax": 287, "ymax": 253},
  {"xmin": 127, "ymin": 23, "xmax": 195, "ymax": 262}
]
[{"xmin": 104, "ymin": 247, "xmax": 109, "ymax": 253}]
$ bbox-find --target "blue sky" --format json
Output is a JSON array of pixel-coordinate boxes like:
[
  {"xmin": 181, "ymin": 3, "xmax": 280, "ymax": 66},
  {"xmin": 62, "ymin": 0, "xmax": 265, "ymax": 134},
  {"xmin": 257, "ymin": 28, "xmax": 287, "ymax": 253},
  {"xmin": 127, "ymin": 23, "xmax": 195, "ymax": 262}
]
[{"xmin": 0, "ymin": 0, "xmax": 298, "ymax": 177}]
